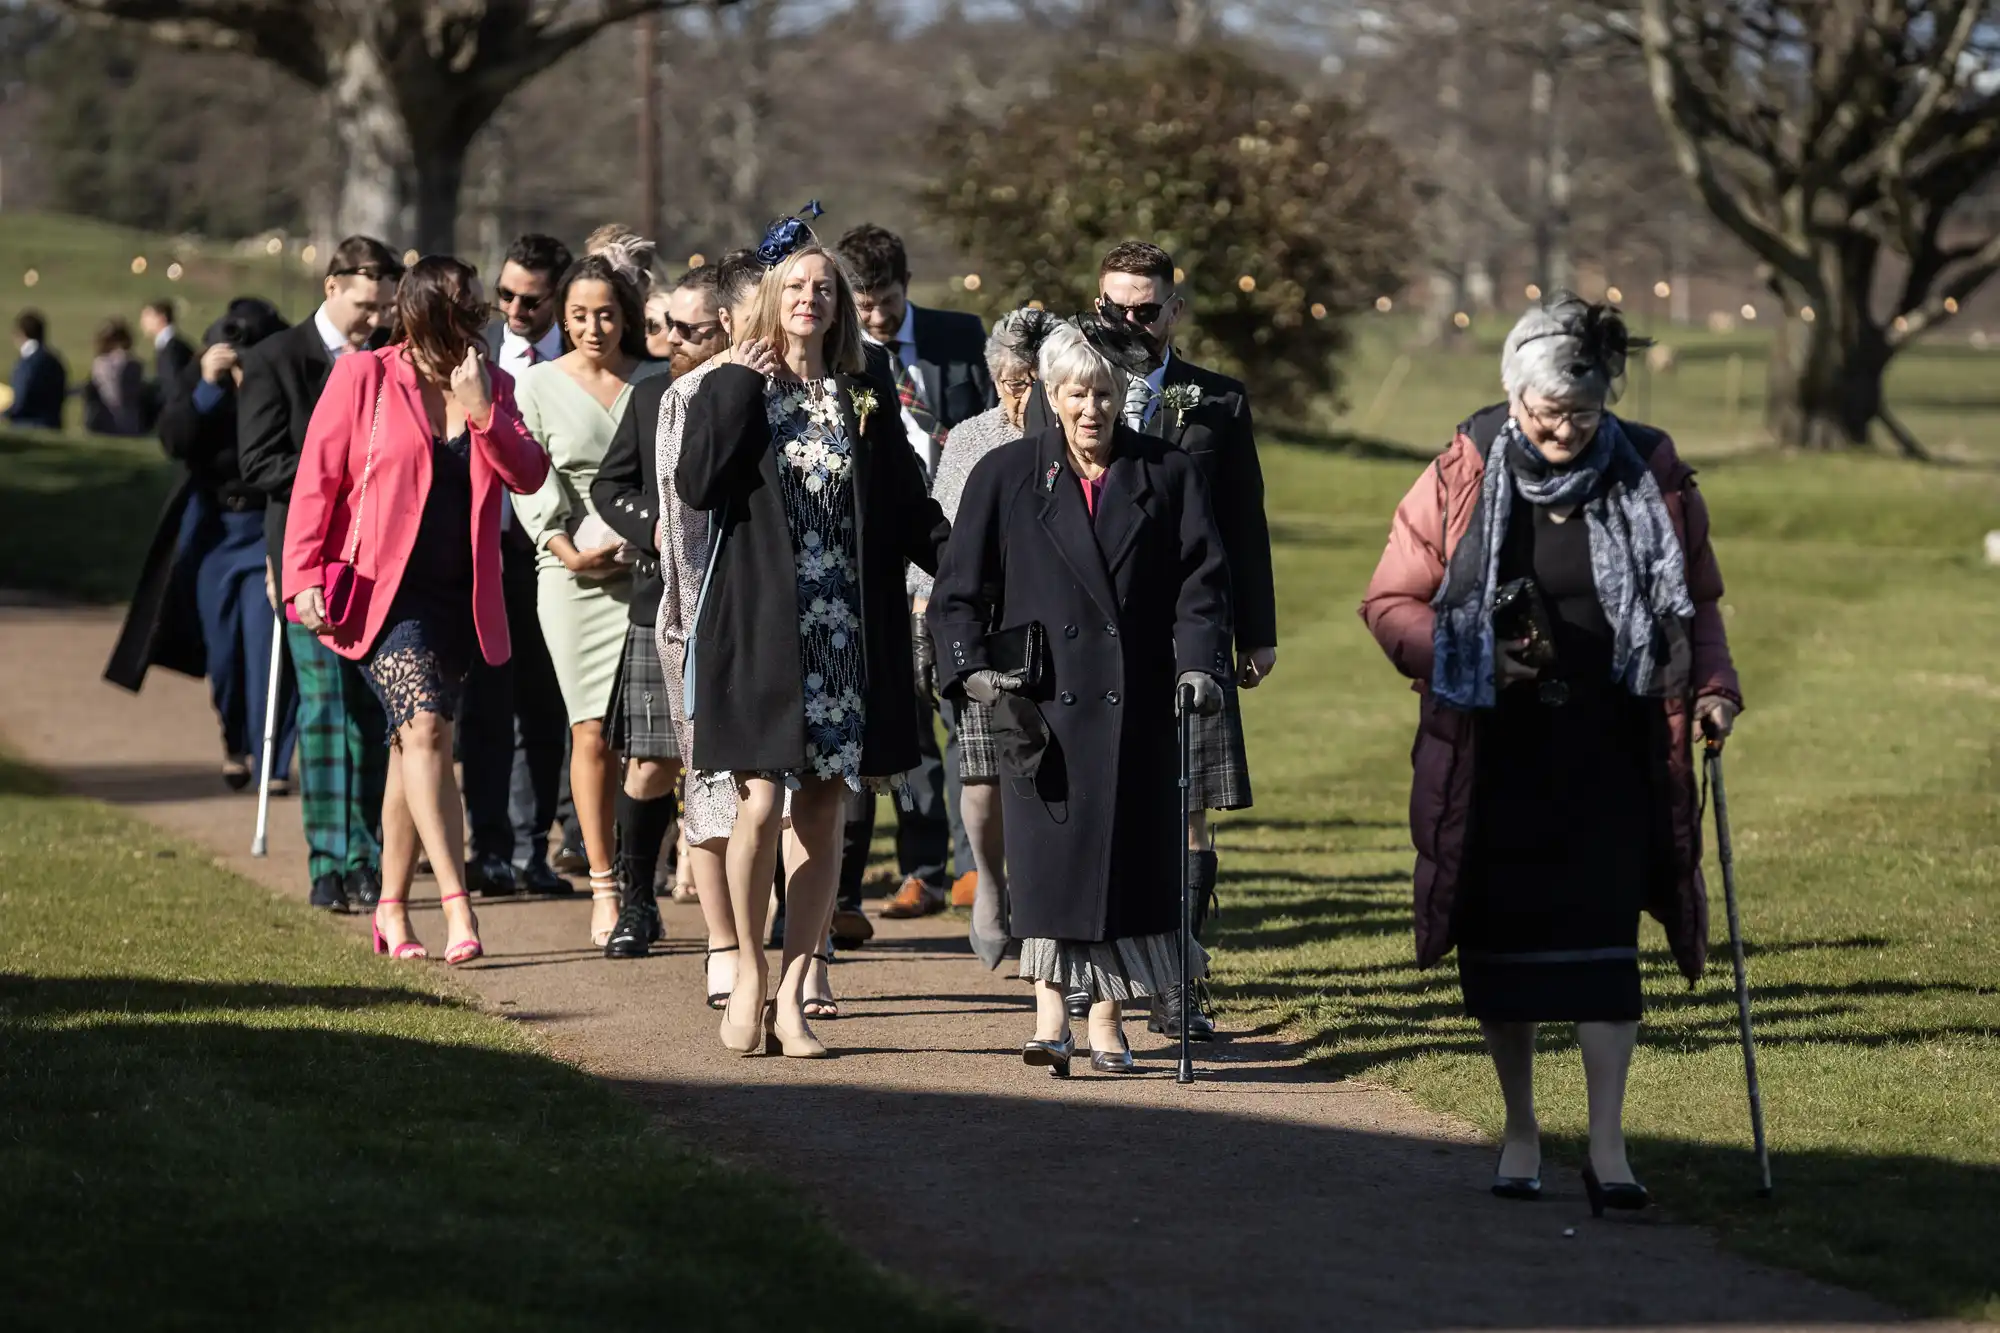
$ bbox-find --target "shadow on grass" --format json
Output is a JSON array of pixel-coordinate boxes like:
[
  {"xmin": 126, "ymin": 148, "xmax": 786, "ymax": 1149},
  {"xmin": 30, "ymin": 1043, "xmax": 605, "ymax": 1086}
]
[
  {"xmin": 0, "ymin": 429, "xmax": 172, "ymax": 604},
  {"xmin": 1278, "ymin": 427, "xmax": 1438, "ymax": 462}
]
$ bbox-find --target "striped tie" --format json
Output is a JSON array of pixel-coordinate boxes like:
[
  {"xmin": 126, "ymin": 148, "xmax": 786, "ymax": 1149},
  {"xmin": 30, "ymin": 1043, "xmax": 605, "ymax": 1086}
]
[{"xmin": 893, "ymin": 349, "xmax": 944, "ymax": 447}]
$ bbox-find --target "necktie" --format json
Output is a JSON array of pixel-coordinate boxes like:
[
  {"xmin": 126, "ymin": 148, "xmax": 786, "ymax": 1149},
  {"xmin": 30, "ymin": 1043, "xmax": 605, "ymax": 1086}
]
[
  {"xmin": 892, "ymin": 347, "xmax": 944, "ymax": 448},
  {"xmin": 1122, "ymin": 375, "xmax": 1153, "ymax": 431},
  {"xmin": 525, "ymin": 342, "xmax": 539, "ymax": 365}
]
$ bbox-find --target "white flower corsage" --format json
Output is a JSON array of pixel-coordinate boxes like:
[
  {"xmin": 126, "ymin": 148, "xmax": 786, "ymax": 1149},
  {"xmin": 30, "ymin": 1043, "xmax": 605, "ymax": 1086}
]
[
  {"xmin": 1159, "ymin": 382, "xmax": 1202, "ymax": 428},
  {"xmin": 850, "ymin": 386, "xmax": 879, "ymax": 434}
]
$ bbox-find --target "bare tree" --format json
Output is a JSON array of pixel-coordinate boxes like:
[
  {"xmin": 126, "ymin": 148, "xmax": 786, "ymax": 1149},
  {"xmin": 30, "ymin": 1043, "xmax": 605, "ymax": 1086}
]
[
  {"xmin": 1638, "ymin": 0, "xmax": 2000, "ymax": 455},
  {"xmin": 49, "ymin": 0, "xmax": 732, "ymax": 253}
]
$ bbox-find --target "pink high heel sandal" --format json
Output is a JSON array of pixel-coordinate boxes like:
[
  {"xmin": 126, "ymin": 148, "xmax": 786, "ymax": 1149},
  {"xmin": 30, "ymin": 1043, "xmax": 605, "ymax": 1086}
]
[
  {"xmin": 372, "ymin": 901, "xmax": 428, "ymax": 960},
  {"xmin": 438, "ymin": 889, "xmax": 483, "ymax": 966}
]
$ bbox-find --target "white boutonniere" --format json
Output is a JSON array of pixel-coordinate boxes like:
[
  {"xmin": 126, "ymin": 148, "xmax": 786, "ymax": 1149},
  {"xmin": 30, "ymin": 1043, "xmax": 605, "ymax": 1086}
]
[
  {"xmin": 1159, "ymin": 382, "xmax": 1202, "ymax": 428},
  {"xmin": 850, "ymin": 387, "xmax": 879, "ymax": 434}
]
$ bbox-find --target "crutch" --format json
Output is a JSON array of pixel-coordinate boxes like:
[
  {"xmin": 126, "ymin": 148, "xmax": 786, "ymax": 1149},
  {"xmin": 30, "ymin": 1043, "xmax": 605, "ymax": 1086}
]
[
  {"xmin": 1176, "ymin": 682, "xmax": 1197, "ymax": 1086},
  {"xmin": 251, "ymin": 614, "xmax": 285, "ymax": 857},
  {"xmin": 1704, "ymin": 729, "xmax": 1772, "ymax": 1196}
]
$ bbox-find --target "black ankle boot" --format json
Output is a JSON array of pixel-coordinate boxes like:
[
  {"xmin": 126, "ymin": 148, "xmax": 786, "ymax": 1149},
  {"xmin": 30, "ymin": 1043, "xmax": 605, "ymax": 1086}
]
[
  {"xmin": 1190, "ymin": 849, "xmax": 1220, "ymax": 939},
  {"xmin": 604, "ymin": 863, "xmax": 661, "ymax": 960},
  {"xmin": 1149, "ymin": 979, "xmax": 1217, "ymax": 1040}
]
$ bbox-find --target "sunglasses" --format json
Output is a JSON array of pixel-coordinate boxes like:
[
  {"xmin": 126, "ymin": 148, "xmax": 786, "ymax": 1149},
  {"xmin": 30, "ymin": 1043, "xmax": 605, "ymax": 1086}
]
[
  {"xmin": 1097, "ymin": 295, "xmax": 1166, "ymax": 326},
  {"xmin": 648, "ymin": 317, "xmax": 723, "ymax": 340},
  {"xmin": 495, "ymin": 285, "xmax": 545, "ymax": 313}
]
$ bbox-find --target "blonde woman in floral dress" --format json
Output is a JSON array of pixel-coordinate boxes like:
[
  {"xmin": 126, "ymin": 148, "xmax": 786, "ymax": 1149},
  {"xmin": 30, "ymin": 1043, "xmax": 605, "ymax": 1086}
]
[{"xmin": 675, "ymin": 229, "xmax": 947, "ymax": 1058}]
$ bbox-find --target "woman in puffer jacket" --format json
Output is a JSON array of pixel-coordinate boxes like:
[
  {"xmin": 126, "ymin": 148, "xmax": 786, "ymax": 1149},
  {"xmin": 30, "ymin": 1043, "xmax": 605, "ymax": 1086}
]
[{"xmin": 1360, "ymin": 294, "xmax": 1742, "ymax": 1217}]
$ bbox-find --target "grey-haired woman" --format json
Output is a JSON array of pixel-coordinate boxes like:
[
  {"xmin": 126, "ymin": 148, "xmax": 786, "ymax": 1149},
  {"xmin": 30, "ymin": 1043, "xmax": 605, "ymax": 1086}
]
[
  {"xmin": 930, "ymin": 319, "xmax": 1231, "ymax": 1076},
  {"xmin": 911, "ymin": 307, "xmax": 1057, "ymax": 968},
  {"xmin": 1361, "ymin": 294, "xmax": 1742, "ymax": 1214}
]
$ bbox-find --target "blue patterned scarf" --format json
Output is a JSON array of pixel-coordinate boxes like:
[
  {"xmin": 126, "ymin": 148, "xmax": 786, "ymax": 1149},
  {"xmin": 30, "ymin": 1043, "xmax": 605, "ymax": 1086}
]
[{"xmin": 1431, "ymin": 413, "xmax": 1693, "ymax": 709}]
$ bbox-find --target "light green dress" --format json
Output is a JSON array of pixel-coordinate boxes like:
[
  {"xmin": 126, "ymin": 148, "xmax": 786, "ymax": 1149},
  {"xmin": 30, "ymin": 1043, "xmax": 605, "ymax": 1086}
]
[{"xmin": 512, "ymin": 361, "xmax": 664, "ymax": 727}]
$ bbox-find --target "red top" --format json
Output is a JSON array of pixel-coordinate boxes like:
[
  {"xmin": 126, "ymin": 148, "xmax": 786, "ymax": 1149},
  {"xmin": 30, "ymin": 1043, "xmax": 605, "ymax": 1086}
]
[
  {"xmin": 1077, "ymin": 470, "xmax": 1106, "ymax": 518},
  {"xmin": 281, "ymin": 347, "xmax": 549, "ymax": 666}
]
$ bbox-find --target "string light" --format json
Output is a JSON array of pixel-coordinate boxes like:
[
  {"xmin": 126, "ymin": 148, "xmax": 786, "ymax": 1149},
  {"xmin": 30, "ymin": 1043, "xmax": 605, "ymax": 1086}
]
[
  {"xmin": 1374, "ymin": 295, "xmax": 1393, "ymax": 313},
  {"xmin": 130, "ymin": 257, "xmax": 148, "ymax": 275},
  {"xmin": 402, "ymin": 249, "xmax": 420, "ymax": 267},
  {"xmin": 265, "ymin": 237, "xmax": 284, "ymax": 256},
  {"xmin": 1945, "ymin": 297, "xmax": 1960, "ymax": 313},
  {"xmin": 1654, "ymin": 281, "xmax": 1671, "ymax": 298},
  {"xmin": 1606, "ymin": 286, "xmax": 1623, "ymax": 303},
  {"xmin": 1309, "ymin": 302, "xmax": 1327, "ymax": 320},
  {"xmin": 166, "ymin": 262, "xmax": 184, "ymax": 281},
  {"xmin": 1524, "ymin": 283, "xmax": 1542, "ymax": 301},
  {"xmin": 1173, "ymin": 267, "xmax": 1186, "ymax": 284},
  {"xmin": 1893, "ymin": 315, "xmax": 1909, "ymax": 333},
  {"xmin": 1452, "ymin": 311, "xmax": 1471, "ymax": 329},
  {"xmin": 23, "ymin": 269, "xmax": 38, "ymax": 287},
  {"xmin": 1740, "ymin": 303, "xmax": 1758, "ymax": 321},
  {"xmin": 1237, "ymin": 274, "xmax": 1257, "ymax": 293},
  {"xmin": 300, "ymin": 244, "xmax": 318, "ymax": 268},
  {"xmin": 1801, "ymin": 306, "xmax": 1816, "ymax": 323},
  {"xmin": 963, "ymin": 274, "xmax": 982, "ymax": 291},
  {"xmin": 687, "ymin": 253, "xmax": 706, "ymax": 269}
]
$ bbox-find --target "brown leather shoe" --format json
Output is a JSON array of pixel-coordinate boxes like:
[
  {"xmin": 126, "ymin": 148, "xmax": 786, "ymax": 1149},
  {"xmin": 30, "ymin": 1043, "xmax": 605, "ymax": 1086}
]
[
  {"xmin": 830, "ymin": 906, "xmax": 874, "ymax": 947},
  {"xmin": 950, "ymin": 871, "xmax": 978, "ymax": 907},
  {"xmin": 881, "ymin": 876, "xmax": 947, "ymax": 918}
]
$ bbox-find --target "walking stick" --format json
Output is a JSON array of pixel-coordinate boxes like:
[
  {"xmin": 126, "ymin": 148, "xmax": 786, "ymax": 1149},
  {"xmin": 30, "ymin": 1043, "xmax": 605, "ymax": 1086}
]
[
  {"xmin": 251, "ymin": 615, "xmax": 285, "ymax": 858},
  {"xmin": 1176, "ymin": 682, "xmax": 1197, "ymax": 1086},
  {"xmin": 1704, "ymin": 730, "xmax": 1773, "ymax": 1196}
]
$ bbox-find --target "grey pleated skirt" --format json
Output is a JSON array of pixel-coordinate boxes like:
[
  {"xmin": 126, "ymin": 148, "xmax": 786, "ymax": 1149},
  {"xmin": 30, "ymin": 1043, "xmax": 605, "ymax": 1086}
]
[{"xmin": 1018, "ymin": 931, "xmax": 1210, "ymax": 1002}]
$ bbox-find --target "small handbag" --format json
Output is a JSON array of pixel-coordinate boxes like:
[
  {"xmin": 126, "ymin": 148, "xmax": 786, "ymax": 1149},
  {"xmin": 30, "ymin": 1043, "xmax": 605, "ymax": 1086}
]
[
  {"xmin": 981, "ymin": 620, "xmax": 1049, "ymax": 691},
  {"xmin": 287, "ymin": 369, "xmax": 384, "ymax": 630}
]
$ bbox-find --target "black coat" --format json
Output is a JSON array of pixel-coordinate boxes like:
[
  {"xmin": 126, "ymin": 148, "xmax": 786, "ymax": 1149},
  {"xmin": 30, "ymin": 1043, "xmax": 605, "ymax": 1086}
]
[
  {"xmin": 928, "ymin": 423, "xmax": 1232, "ymax": 942},
  {"xmin": 675, "ymin": 360, "xmax": 948, "ymax": 777},
  {"xmin": 105, "ymin": 365, "xmax": 256, "ymax": 692},
  {"xmin": 591, "ymin": 373, "xmax": 671, "ymax": 627},
  {"xmin": 1025, "ymin": 352, "xmax": 1276, "ymax": 652},
  {"xmin": 6, "ymin": 346, "xmax": 68, "ymax": 429},
  {"xmin": 156, "ymin": 334, "xmax": 196, "ymax": 391},
  {"xmin": 237, "ymin": 319, "xmax": 339, "ymax": 565},
  {"xmin": 909, "ymin": 304, "xmax": 996, "ymax": 431}
]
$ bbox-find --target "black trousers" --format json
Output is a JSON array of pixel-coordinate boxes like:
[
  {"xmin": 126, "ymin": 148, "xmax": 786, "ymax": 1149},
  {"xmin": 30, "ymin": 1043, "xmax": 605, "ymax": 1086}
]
[
  {"xmin": 460, "ymin": 538, "xmax": 569, "ymax": 866},
  {"xmin": 837, "ymin": 687, "xmax": 957, "ymax": 907}
]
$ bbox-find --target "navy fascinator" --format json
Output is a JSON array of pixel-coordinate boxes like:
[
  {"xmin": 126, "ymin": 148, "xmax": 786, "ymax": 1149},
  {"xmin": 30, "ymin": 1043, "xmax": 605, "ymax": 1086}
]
[{"xmin": 756, "ymin": 200, "xmax": 826, "ymax": 267}]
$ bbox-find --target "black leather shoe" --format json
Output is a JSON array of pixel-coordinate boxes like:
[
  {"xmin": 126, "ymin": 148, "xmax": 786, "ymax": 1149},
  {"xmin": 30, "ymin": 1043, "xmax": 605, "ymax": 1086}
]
[
  {"xmin": 605, "ymin": 892, "xmax": 662, "ymax": 959},
  {"xmin": 1582, "ymin": 1163, "xmax": 1649, "ymax": 1218},
  {"xmin": 518, "ymin": 860, "xmax": 572, "ymax": 896},
  {"xmin": 1492, "ymin": 1148, "xmax": 1543, "ymax": 1200},
  {"xmin": 1089, "ymin": 1034, "xmax": 1137, "ymax": 1074},
  {"xmin": 1148, "ymin": 982, "xmax": 1217, "ymax": 1041},
  {"xmin": 1022, "ymin": 1034, "xmax": 1075, "ymax": 1079},
  {"xmin": 344, "ymin": 866, "xmax": 382, "ymax": 912},
  {"xmin": 1063, "ymin": 986, "xmax": 1091, "ymax": 1020},
  {"xmin": 309, "ymin": 872, "xmax": 350, "ymax": 913},
  {"xmin": 465, "ymin": 853, "xmax": 519, "ymax": 898}
]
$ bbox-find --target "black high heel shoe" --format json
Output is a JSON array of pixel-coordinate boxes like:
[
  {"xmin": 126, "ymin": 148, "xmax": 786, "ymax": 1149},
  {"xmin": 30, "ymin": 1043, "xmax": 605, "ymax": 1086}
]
[
  {"xmin": 1582, "ymin": 1162, "xmax": 1649, "ymax": 1218},
  {"xmin": 1491, "ymin": 1148, "xmax": 1542, "ymax": 1201},
  {"xmin": 1089, "ymin": 1033, "xmax": 1136, "ymax": 1074},
  {"xmin": 1022, "ymin": 1034, "xmax": 1074, "ymax": 1079}
]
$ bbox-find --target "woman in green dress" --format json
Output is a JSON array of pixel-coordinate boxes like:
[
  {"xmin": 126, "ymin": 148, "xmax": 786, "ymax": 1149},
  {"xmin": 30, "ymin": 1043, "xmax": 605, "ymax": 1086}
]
[{"xmin": 512, "ymin": 241, "xmax": 668, "ymax": 947}]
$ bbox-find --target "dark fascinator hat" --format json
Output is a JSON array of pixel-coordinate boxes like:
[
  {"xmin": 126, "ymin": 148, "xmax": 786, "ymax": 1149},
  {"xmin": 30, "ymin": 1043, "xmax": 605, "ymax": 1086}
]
[
  {"xmin": 1075, "ymin": 313, "xmax": 1155, "ymax": 377},
  {"xmin": 1519, "ymin": 290, "xmax": 1653, "ymax": 385},
  {"xmin": 755, "ymin": 200, "xmax": 826, "ymax": 268},
  {"xmin": 204, "ymin": 297, "xmax": 289, "ymax": 350}
]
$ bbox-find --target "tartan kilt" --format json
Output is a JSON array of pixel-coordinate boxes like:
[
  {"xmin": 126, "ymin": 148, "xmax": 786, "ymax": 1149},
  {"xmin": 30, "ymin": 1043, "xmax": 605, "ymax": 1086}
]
[
  {"xmin": 606, "ymin": 623, "xmax": 679, "ymax": 761},
  {"xmin": 954, "ymin": 695, "xmax": 998, "ymax": 782},
  {"xmin": 1189, "ymin": 682, "xmax": 1253, "ymax": 811}
]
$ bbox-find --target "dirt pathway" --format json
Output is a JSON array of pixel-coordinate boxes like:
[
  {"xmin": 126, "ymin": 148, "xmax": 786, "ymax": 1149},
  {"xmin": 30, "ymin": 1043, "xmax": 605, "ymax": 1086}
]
[{"xmin": 0, "ymin": 605, "xmax": 1945, "ymax": 1331}]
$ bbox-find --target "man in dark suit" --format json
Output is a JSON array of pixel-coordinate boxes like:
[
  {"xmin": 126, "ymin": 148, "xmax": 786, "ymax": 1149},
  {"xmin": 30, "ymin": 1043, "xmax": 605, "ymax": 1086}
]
[
  {"xmin": 834, "ymin": 223, "xmax": 996, "ymax": 928},
  {"xmin": 140, "ymin": 299, "xmax": 196, "ymax": 405},
  {"xmin": 6, "ymin": 311, "xmax": 68, "ymax": 429},
  {"xmin": 1094, "ymin": 240, "xmax": 1277, "ymax": 1039},
  {"xmin": 237, "ymin": 236, "xmax": 402, "ymax": 916},
  {"xmin": 461, "ymin": 232, "xmax": 576, "ymax": 898}
]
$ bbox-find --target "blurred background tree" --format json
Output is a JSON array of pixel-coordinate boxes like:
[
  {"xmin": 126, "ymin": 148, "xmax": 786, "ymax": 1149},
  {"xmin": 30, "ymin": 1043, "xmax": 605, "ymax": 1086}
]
[{"xmin": 920, "ymin": 45, "xmax": 1411, "ymax": 419}]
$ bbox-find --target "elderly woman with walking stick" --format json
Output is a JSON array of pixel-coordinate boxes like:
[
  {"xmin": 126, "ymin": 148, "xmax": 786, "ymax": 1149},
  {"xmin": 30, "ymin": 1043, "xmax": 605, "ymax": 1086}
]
[
  {"xmin": 1360, "ymin": 294, "xmax": 1742, "ymax": 1213},
  {"xmin": 930, "ymin": 319, "xmax": 1231, "ymax": 1077}
]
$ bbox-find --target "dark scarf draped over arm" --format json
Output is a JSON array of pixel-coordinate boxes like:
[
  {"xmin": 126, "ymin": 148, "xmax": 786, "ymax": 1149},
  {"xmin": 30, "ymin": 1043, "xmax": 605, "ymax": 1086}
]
[{"xmin": 1430, "ymin": 413, "xmax": 1694, "ymax": 710}]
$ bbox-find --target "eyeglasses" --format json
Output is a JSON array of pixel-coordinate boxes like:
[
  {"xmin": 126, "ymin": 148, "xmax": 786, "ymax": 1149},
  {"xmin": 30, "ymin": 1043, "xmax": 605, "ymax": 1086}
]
[
  {"xmin": 1097, "ymin": 295, "xmax": 1166, "ymax": 326},
  {"xmin": 495, "ymin": 285, "xmax": 545, "ymax": 313},
  {"xmin": 998, "ymin": 375, "xmax": 1035, "ymax": 396},
  {"xmin": 648, "ymin": 317, "xmax": 723, "ymax": 340},
  {"xmin": 1523, "ymin": 402, "xmax": 1603, "ymax": 433}
]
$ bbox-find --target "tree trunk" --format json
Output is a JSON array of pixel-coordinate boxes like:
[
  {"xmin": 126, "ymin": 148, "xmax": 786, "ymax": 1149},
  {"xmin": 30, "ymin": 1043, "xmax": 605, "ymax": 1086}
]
[
  {"xmin": 1764, "ymin": 239, "xmax": 1911, "ymax": 454},
  {"xmin": 327, "ymin": 39, "xmax": 411, "ymax": 245},
  {"xmin": 409, "ymin": 131, "xmax": 470, "ymax": 258}
]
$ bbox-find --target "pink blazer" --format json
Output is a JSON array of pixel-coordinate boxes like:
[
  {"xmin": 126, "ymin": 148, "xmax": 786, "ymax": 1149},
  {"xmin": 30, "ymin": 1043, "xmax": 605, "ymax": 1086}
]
[{"xmin": 281, "ymin": 347, "xmax": 549, "ymax": 665}]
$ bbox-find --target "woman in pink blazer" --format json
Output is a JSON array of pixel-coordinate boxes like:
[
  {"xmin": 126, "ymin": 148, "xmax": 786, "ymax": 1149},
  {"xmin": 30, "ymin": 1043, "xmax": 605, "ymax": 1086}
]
[{"xmin": 284, "ymin": 256, "xmax": 549, "ymax": 965}]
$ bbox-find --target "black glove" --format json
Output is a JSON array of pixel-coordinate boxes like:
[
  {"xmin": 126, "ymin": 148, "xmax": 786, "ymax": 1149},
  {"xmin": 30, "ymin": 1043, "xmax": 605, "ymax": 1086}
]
[
  {"xmin": 912, "ymin": 610, "xmax": 936, "ymax": 699},
  {"xmin": 963, "ymin": 669, "xmax": 1025, "ymax": 706}
]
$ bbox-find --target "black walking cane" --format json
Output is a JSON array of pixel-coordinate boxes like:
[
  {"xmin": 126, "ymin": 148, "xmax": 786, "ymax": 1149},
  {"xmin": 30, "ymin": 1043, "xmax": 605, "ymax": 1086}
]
[
  {"xmin": 1176, "ymin": 682, "xmax": 1198, "ymax": 1086},
  {"xmin": 1704, "ymin": 725, "xmax": 1773, "ymax": 1196}
]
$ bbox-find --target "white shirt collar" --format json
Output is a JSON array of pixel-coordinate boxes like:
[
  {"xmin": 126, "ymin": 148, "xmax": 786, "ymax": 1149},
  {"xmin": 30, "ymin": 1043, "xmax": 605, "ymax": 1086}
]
[
  {"xmin": 312, "ymin": 305, "xmax": 351, "ymax": 359},
  {"xmin": 19, "ymin": 339, "xmax": 41, "ymax": 358},
  {"xmin": 154, "ymin": 325, "xmax": 177, "ymax": 351}
]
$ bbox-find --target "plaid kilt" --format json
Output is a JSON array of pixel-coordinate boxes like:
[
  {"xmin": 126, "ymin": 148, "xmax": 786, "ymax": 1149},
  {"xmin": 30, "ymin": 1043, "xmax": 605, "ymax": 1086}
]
[
  {"xmin": 606, "ymin": 623, "xmax": 679, "ymax": 761},
  {"xmin": 287, "ymin": 622, "xmax": 387, "ymax": 881},
  {"xmin": 1189, "ymin": 682, "xmax": 1253, "ymax": 811},
  {"xmin": 953, "ymin": 695, "xmax": 998, "ymax": 782}
]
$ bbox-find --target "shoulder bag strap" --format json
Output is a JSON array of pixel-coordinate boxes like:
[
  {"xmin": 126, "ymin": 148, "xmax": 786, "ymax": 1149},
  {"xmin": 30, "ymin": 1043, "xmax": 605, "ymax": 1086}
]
[{"xmin": 341, "ymin": 361, "xmax": 387, "ymax": 564}]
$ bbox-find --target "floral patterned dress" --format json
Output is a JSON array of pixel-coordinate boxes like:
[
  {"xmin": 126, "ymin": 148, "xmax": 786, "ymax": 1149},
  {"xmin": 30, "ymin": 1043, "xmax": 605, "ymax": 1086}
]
[{"xmin": 769, "ymin": 378, "xmax": 866, "ymax": 788}]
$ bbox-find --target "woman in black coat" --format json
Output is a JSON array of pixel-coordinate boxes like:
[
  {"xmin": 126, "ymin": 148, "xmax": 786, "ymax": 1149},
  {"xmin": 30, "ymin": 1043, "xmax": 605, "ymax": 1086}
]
[
  {"xmin": 929, "ymin": 319, "xmax": 1232, "ymax": 1076},
  {"xmin": 105, "ymin": 299, "xmax": 297, "ymax": 790},
  {"xmin": 676, "ymin": 236, "xmax": 948, "ymax": 1059}
]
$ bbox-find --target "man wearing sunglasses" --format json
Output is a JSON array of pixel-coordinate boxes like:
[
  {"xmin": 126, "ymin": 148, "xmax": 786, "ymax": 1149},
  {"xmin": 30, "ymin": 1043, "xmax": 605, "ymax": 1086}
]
[
  {"xmin": 1096, "ymin": 240, "xmax": 1278, "ymax": 1043},
  {"xmin": 461, "ymin": 233, "xmax": 579, "ymax": 902}
]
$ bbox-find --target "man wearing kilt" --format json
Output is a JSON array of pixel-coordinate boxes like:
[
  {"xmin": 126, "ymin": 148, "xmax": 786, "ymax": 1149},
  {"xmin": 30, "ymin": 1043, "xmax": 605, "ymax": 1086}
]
[{"xmin": 1095, "ymin": 242, "xmax": 1278, "ymax": 1040}]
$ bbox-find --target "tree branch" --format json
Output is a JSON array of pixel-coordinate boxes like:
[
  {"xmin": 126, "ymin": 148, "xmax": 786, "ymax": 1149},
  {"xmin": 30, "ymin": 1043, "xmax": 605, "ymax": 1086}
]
[{"xmin": 50, "ymin": 0, "xmax": 329, "ymax": 83}]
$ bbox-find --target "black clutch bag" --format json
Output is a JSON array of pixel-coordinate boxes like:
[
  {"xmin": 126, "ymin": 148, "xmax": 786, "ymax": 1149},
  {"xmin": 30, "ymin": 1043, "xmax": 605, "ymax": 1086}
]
[
  {"xmin": 982, "ymin": 621, "xmax": 1048, "ymax": 691},
  {"xmin": 1492, "ymin": 578, "xmax": 1558, "ymax": 671}
]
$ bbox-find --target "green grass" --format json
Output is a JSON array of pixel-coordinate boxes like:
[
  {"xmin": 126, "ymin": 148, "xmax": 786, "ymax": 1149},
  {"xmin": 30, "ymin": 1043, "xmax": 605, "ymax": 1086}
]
[
  {"xmin": 0, "ymin": 757, "xmax": 981, "ymax": 1332},
  {"xmin": 0, "ymin": 427, "xmax": 178, "ymax": 602},
  {"xmin": 1211, "ymin": 442, "xmax": 2000, "ymax": 1320}
]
